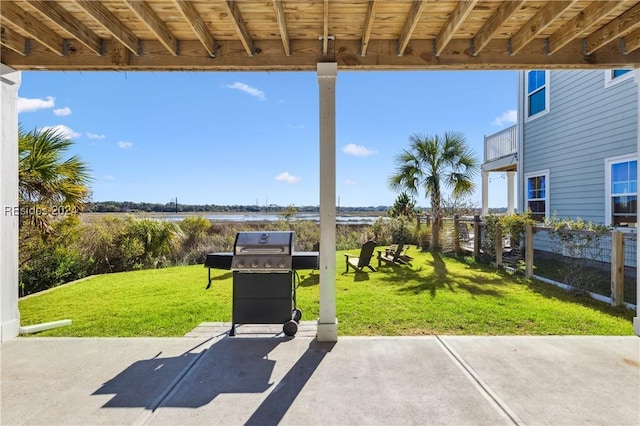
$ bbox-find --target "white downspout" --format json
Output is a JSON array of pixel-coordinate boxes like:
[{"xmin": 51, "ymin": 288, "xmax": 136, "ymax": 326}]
[
  {"xmin": 20, "ymin": 320, "xmax": 72, "ymax": 335},
  {"xmin": 317, "ymin": 62, "xmax": 338, "ymax": 342},
  {"xmin": 507, "ymin": 171, "xmax": 515, "ymax": 214},
  {"xmin": 481, "ymin": 169, "xmax": 489, "ymax": 216}
]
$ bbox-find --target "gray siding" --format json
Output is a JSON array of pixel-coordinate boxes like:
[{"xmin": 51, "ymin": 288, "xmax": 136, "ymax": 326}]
[{"xmin": 523, "ymin": 70, "xmax": 638, "ymax": 225}]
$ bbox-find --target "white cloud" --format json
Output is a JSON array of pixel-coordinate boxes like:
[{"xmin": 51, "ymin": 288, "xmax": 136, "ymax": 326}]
[
  {"xmin": 275, "ymin": 172, "xmax": 300, "ymax": 184},
  {"xmin": 103, "ymin": 175, "xmax": 115, "ymax": 181},
  {"xmin": 345, "ymin": 179, "xmax": 358, "ymax": 186},
  {"xmin": 87, "ymin": 132, "xmax": 106, "ymax": 140},
  {"xmin": 492, "ymin": 109, "xmax": 517, "ymax": 126},
  {"xmin": 118, "ymin": 141, "xmax": 133, "ymax": 149},
  {"xmin": 53, "ymin": 107, "xmax": 72, "ymax": 116},
  {"xmin": 342, "ymin": 143, "xmax": 377, "ymax": 157},
  {"xmin": 40, "ymin": 125, "xmax": 80, "ymax": 139},
  {"xmin": 18, "ymin": 96, "xmax": 55, "ymax": 113},
  {"xmin": 226, "ymin": 82, "xmax": 266, "ymax": 100}
]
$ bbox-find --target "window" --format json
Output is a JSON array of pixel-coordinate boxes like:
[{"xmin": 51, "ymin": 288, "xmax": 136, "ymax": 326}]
[
  {"xmin": 604, "ymin": 69, "xmax": 634, "ymax": 87},
  {"xmin": 525, "ymin": 170, "xmax": 549, "ymax": 221},
  {"xmin": 525, "ymin": 70, "xmax": 549, "ymax": 121},
  {"xmin": 606, "ymin": 155, "xmax": 637, "ymax": 228},
  {"xmin": 613, "ymin": 69, "xmax": 631, "ymax": 78}
]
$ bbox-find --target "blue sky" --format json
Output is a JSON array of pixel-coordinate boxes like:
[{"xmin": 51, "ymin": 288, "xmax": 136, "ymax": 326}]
[{"xmin": 16, "ymin": 70, "xmax": 517, "ymax": 208}]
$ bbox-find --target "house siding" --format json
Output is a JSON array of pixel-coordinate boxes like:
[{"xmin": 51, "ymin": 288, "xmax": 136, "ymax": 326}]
[{"xmin": 523, "ymin": 70, "xmax": 638, "ymax": 225}]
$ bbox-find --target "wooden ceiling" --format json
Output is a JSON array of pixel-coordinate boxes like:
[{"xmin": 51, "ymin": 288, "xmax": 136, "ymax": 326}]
[{"xmin": 2, "ymin": 0, "xmax": 640, "ymax": 71}]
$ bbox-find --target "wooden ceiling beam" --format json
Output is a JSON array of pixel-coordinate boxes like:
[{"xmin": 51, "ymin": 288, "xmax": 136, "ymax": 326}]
[
  {"xmin": 435, "ymin": 0, "xmax": 478, "ymax": 56},
  {"xmin": 509, "ymin": 0, "xmax": 577, "ymax": 55},
  {"xmin": 273, "ymin": 0, "xmax": 290, "ymax": 56},
  {"xmin": 323, "ymin": 0, "xmax": 329, "ymax": 56},
  {"xmin": 125, "ymin": 0, "xmax": 178, "ymax": 56},
  {"xmin": 472, "ymin": 1, "xmax": 526, "ymax": 56},
  {"xmin": 585, "ymin": 2, "xmax": 640, "ymax": 54},
  {"xmin": 360, "ymin": 0, "xmax": 378, "ymax": 56},
  {"xmin": 398, "ymin": 0, "xmax": 430, "ymax": 56},
  {"xmin": 28, "ymin": 0, "xmax": 103, "ymax": 55},
  {"xmin": 548, "ymin": 1, "xmax": 621, "ymax": 55},
  {"xmin": 73, "ymin": 0, "xmax": 139, "ymax": 56},
  {"xmin": 173, "ymin": 0, "xmax": 216, "ymax": 57},
  {"xmin": 221, "ymin": 0, "xmax": 253, "ymax": 56},
  {"xmin": 622, "ymin": 27, "xmax": 640, "ymax": 54},
  {"xmin": 6, "ymin": 38, "xmax": 638, "ymax": 71},
  {"xmin": 1, "ymin": 26, "xmax": 28, "ymax": 56},
  {"xmin": 1, "ymin": 2, "xmax": 64, "ymax": 56}
]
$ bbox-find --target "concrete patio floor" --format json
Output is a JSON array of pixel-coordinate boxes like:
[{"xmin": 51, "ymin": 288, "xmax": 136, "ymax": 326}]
[{"xmin": 1, "ymin": 326, "xmax": 638, "ymax": 425}]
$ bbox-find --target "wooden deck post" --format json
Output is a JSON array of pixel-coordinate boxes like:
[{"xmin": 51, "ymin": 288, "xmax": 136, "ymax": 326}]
[
  {"xmin": 611, "ymin": 230, "xmax": 624, "ymax": 307},
  {"xmin": 525, "ymin": 225, "xmax": 533, "ymax": 278},
  {"xmin": 495, "ymin": 225, "xmax": 503, "ymax": 267},
  {"xmin": 473, "ymin": 215, "xmax": 481, "ymax": 261},
  {"xmin": 453, "ymin": 215, "xmax": 461, "ymax": 254}
]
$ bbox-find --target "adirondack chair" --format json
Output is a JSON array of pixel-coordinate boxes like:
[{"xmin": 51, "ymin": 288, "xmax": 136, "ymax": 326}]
[
  {"xmin": 344, "ymin": 240, "xmax": 377, "ymax": 272},
  {"xmin": 377, "ymin": 241, "xmax": 412, "ymax": 267}
]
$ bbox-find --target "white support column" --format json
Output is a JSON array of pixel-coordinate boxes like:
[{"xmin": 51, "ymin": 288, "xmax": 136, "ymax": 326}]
[
  {"xmin": 507, "ymin": 171, "xmax": 515, "ymax": 214},
  {"xmin": 635, "ymin": 68, "xmax": 640, "ymax": 337},
  {"xmin": 517, "ymin": 71, "xmax": 525, "ymax": 214},
  {"xmin": 317, "ymin": 62, "xmax": 338, "ymax": 342},
  {"xmin": 0, "ymin": 65, "xmax": 21, "ymax": 342},
  {"xmin": 481, "ymin": 169, "xmax": 489, "ymax": 216}
]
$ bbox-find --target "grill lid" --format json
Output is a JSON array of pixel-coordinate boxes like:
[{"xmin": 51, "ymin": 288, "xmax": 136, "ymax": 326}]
[{"xmin": 232, "ymin": 231, "xmax": 294, "ymax": 271}]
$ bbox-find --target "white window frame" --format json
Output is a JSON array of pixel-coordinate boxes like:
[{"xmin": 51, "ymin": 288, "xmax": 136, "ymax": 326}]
[
  {"xmin": 605, "ymin": 153, "xmax": 637, "ymax": 228},
  {"xmin": 524, "ymin": 70, "xmax": 550, "ymax": 122},
  {"xmin": 525, "ymin": 169, "xmax": 549, "ymax": 221},
  {"xmin": 604, "ymin": 69, "xmax": 635, "ymax": 88}
]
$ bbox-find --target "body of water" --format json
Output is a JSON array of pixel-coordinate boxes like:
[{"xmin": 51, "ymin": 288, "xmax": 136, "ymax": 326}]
[{"xmin": 161, "ymin": 212, "xmax": 383, "ymax": 225}]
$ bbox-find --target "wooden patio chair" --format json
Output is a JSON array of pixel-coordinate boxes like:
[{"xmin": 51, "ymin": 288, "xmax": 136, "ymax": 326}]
[
  {"xmin": 377, "ymin": 241, "xmax": 412, "ymax": 267},
  {"xmin": 344, "ymin": 240, "xmax": 377, "ymax": 272}
]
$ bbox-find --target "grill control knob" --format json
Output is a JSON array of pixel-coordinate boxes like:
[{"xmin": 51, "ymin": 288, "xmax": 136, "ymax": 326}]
[
  {"xmin": 251, "ymin": 260, "xmax": 259, "ymax": 268},
  {"xmin": 236, "ymin": 261, "xmax": 244, "ymax": 268},
  {"xmin": 264, "ymin": 260, "xmax": 272, "ymax": 268},
  {"xmin": 278, "ymin": 261, "xmax": 286, "ymax": 268}
]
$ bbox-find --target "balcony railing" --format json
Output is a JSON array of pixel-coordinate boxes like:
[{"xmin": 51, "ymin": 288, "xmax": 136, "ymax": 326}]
[{"xmin": 484, "ymin": 124, "xmax": 517, "ymax": 163}]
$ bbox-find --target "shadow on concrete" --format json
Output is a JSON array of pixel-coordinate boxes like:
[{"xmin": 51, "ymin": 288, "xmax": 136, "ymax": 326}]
[
  {"xmin": 93, "ymin": 338, "xmax": 213, "ymax": 409},
  {"xmin": 94, "ymin": 337, "xmax": 334, "ymax": 418},
  {"xmin": 245, "ymin": 339, "xmax": 335, "ymax": 425}
]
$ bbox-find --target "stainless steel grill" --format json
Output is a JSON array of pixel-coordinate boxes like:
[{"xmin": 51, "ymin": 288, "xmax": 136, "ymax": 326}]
[
  {"xmin": 230, "ymin": 231, "xmax": 300, "ymax": 337},
  {"xmin": 232, "ymin": 231, "xmax": 294, "ymax": 271}
]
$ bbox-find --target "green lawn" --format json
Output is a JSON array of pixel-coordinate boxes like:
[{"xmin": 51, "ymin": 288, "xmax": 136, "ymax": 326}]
[{"xmin": 19, "ymin": 249, "xmax": 635, "ymax": 337}]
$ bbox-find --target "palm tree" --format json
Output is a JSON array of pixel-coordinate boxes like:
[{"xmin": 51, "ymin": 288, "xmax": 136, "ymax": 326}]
[
  {"xmin": 19, "ymin": 127, "xmax": 91, "ymax": 233},
  {"xmin": 389, "ymin": 132, "xmax": 478, "ymax": 250}
]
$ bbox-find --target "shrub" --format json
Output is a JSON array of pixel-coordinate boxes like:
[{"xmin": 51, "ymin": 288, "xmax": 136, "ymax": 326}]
[
  {"xmin": 179, "ymin": 216, "xmax": 211, "ymax": 249},
  {"xmin": 371, "ymin": 217, "xmax": 392, "ymax": 245},
  {"xmin": 19, "ymin": 216, "xmax": 88, "ymax": 296},
  {"xmin": 80, "ymin": 216, "xmax": 144, "ymax": 273},
  {"xmin": 389, "ymin": 216, "xmax": 414, "ymax": 244}
]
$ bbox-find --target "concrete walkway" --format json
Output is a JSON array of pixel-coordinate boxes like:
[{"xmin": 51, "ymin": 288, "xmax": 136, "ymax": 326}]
[{"xmin": 1, "ymin": 331, "xmax": 638, "ymax": 425}]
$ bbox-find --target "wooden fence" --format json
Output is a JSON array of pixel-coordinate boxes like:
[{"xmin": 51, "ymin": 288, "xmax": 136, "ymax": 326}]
[{"xmin": 443, "ymin": 216, "xmax": 635, "ymax": 308}]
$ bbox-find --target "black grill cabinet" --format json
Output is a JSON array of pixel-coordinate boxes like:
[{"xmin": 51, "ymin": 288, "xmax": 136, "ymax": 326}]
[{"xmin": 229, "ymin": 231, "xmax": 300, "ymax": 336}]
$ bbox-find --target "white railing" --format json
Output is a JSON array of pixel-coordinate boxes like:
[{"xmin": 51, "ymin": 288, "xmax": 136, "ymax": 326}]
[{"xmin": 484, "ymin": 125, "xmax": 517, "ymax": 162}]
